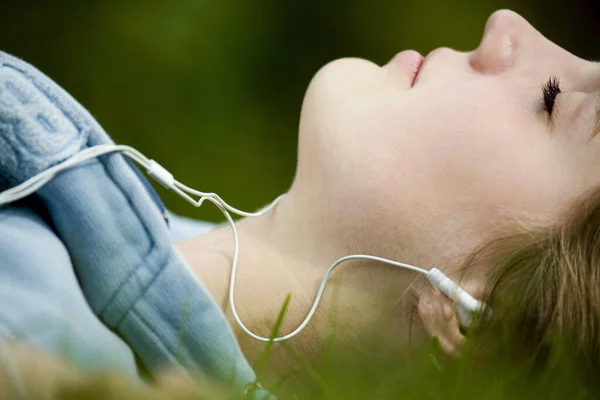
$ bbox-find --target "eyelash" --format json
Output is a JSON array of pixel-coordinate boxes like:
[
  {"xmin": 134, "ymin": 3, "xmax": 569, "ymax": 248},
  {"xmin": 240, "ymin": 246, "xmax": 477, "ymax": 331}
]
[{"xmin": 542, "ymin": 76, "xmax": 561, "ymax": 116}]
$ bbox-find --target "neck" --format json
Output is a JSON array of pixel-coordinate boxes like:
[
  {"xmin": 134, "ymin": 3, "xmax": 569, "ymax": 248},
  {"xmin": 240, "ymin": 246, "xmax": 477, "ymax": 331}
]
[{"xmin": 174, "ymin": 189, "xmax": 430, "ymax": 370}]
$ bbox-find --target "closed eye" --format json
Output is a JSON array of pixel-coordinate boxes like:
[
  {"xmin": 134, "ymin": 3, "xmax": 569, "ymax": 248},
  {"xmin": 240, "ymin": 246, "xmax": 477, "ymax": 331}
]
[{"xmin": 542, "ymin": 76, "xmax": 561, "ymax": 117}]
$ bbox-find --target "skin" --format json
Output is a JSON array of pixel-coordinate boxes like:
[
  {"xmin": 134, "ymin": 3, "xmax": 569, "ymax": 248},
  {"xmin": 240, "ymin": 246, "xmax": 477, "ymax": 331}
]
[{"xmin": 175, "ymin": 9, "xmax": 600, "ymax": 371}]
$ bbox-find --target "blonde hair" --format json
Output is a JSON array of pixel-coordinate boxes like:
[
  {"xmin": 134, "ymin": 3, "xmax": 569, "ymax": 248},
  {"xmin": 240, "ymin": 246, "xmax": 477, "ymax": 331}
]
[{"xmin": 466, "ymin": 185, "xmax": 600, "ymax": 380}]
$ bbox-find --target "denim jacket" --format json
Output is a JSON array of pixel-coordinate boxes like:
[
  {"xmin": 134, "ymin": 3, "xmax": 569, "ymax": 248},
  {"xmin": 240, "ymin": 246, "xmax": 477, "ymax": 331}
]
[{"xmin": 0, "ymin": 50, "xmax": 271, "ymax": 398}]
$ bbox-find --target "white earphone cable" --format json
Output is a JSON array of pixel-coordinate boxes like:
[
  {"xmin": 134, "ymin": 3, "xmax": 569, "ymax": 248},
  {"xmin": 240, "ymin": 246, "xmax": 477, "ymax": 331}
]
[{"xmin": 0, "ymin": 144, "xmax": 484, "ymax": 341}]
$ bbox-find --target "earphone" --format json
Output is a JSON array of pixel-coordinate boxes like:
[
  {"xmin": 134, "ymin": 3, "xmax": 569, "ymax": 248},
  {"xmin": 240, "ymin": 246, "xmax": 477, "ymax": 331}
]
[{"xmin": 0, "ymin": 144, "xmax": 485, "ymax": 341}]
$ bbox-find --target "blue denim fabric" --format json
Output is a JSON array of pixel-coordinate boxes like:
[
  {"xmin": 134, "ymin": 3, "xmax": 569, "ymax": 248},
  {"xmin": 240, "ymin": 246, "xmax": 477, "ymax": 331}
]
[
  {"xmin": 0, "ymin": 51, "xmax": 271, "ymax": 398},
  {"xmin": 168, "ymin": 213, "xmax": 219, "ymax": 242},
  {"xmin": 0, "ymin": 205, "xmax": 139, "ymax": 378}
]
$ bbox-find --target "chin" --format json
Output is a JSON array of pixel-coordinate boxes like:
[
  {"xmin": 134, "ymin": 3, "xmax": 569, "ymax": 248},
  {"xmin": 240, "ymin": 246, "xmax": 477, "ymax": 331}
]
[
  {"xmin": 300, "ymin": 57, "xmax": 381, "ymax": 123},
  {"xmin": 298, "ymin": 58, "xmax": 386, "ymax": 166}
]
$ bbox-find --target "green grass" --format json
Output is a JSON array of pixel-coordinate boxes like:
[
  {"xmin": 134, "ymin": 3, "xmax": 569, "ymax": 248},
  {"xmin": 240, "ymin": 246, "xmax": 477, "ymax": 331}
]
[
  {"xmin": 242, "ymin": 293, "xmax": 595, "ymax": 400},
  {"xmin": 8, "ymin": 293, "xmax": 597, "ymax": 400},
  {"xmin": 221, "ymin": 295, "xmax": 594, "ymax": 400}
]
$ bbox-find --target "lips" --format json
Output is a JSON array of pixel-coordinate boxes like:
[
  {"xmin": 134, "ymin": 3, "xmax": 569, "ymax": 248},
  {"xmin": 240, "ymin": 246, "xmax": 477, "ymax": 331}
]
[
  {"xmin": 411, "ymin": 55, "xmax": 425, "ymax": 87},
  {"xmin": 392, "ymin": 50, "xmax": 424, "ymax": 88}
]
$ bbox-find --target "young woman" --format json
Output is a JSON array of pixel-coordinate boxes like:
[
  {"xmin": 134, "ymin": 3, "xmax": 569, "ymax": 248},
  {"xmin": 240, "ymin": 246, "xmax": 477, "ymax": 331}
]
[
  {"xmin": 178, "ymin": 7, "xmax": 600, "ymax": 367},
  {"xmin": 1, "ymin": 8, "xmax": 599, "ymax": 396}
]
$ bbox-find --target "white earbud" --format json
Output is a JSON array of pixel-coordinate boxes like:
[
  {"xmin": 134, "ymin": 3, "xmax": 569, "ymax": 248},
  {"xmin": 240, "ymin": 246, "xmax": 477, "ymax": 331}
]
[
  {"xmin": 426, "ymin": 268, "xmax": 484, "ymax": 327},
  {"xmin": 0, "ymin": 144, "xmax": 487, "ymax": 341}
]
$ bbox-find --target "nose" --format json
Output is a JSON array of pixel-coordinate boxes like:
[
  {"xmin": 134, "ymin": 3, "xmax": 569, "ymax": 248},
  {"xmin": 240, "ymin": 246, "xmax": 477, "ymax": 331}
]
[{"xmin": 469, "ymin": 10, "xmax": 532, "ymax": 74}]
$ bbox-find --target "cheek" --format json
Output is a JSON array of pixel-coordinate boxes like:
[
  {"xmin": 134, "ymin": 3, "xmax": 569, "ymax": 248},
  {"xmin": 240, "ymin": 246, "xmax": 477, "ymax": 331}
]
[
  {"xmin": 299, "ymin": 69, "xmax": 579, "ymax": 238},
  {"xmin": 409, "ymin": 116, "xmax": 576, "ymax": 225},
  {"xmin": 353, "ymin": 99, "xmax": 573, "ymax": 232}
]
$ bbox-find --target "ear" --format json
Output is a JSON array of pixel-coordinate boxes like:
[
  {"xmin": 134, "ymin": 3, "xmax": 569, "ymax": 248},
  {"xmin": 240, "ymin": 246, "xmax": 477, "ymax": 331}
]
[
  {"xmin": 417, "ymin": 284, "xmax": 464, "ymax": 355},
  {"xmin": 417, "ymin": 277, "xmax": 485, "ymax": 355}
]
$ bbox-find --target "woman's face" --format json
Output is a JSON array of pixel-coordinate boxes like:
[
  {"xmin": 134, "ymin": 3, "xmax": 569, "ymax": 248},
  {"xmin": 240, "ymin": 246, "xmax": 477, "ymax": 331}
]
[{"xmin": 294, "ymin": 9, "xmax": 600, "ymax": 261}]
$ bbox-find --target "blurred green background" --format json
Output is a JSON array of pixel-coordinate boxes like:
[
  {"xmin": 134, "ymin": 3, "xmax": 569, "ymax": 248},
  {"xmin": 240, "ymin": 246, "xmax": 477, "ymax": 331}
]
[{"xmin": 1, "ymin": 0, "xmax": 598, "ymax": 221}]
